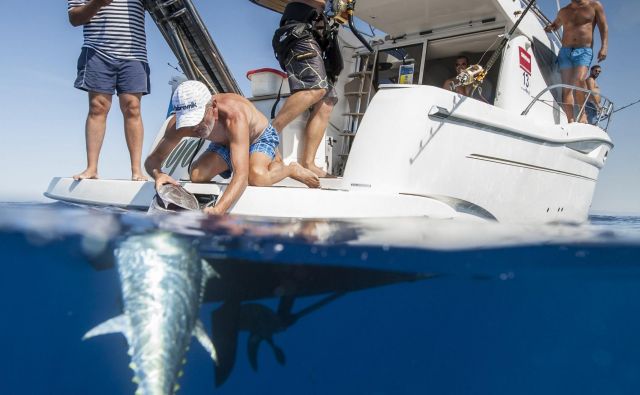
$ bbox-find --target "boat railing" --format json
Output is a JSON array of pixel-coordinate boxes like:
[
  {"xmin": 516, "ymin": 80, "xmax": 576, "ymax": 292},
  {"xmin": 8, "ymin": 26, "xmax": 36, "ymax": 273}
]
[{"xmin": 522, "ymin": 84, "xmax": 615, "ymax": 132}]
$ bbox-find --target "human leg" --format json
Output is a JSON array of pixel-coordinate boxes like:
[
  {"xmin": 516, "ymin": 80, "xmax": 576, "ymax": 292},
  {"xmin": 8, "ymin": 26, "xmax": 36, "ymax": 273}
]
[
  {"xmin": 247, "ymin": 124, "xmax": 319, "ymax": 188},
  {"xmin": 560, "ymin": 68, "xmax": 576, "ymax": 123},
  {"xmin": 273, "ymin": 37, "xmax": 332, "ymax": 132},
  {"xmin": 271, "ymin": 88, "xmax": 326, "ymax": 132},
  {"xmin": 74, "ymin": 92, "xmax": 112, "ymax": 180},
  {"xmin": 572, "ymin": 66, "xmax": 590, "ymax": 123},
  {"xmin": 248, "ymin": 152, "xmax": 319, "ymax": 188},
  {"xmin": 302, "ymin": 98, "xmax": 334, "ymax": 177},
  {"xmin": 117, "ymin": 59, "xmax": 150, "ymax": 180},
  {"xmin": 119, "ymin": 93, "xmax": 147, "ymax": 180},
  {"xmin": 190, "ymin": 151, "xmax": 231, "ymax": 183}
]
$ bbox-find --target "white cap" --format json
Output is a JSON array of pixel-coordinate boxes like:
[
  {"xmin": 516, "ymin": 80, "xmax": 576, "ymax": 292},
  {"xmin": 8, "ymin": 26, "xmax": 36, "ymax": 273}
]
[{"xmin": 172, "ymin": 80, "xmax": 212, "ymax": 129}]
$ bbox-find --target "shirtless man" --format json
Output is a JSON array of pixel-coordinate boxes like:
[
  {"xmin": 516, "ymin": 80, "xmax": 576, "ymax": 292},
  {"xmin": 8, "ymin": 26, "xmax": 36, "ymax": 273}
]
[
  {"xmin": 443, "ymin": 56, "xmax": 472, "ymax": 96},
  {"xmin": 585, "ymin": 65, "xmax": 603, "ymax": 124},
  {"xmin": 145, "ymin": 81, "xmax": 320, "ymax": 215},
  {"xmin": 545, "ymin": 0, "xmax": 608, "ymax": 123},
  {"xmin": 272, "ymin": 0, "xmax": 337, "ymax": 177},
  {"xmin": 443, "ymin": 55, "xmax": 492, "ymax": 103}
]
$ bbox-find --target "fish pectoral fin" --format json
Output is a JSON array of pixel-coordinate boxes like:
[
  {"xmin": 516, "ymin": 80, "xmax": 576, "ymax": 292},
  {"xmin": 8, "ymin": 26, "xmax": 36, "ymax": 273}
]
[
  {"xmin": 83, "ymin": 314, "xmax": 132, "ymax": 343},
  {"xmin": 194, "ymin": 320, "xmax": 218, "ymax": 365}
]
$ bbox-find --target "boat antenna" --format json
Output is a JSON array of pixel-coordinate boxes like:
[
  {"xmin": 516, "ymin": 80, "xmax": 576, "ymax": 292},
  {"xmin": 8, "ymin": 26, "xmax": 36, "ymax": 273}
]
[{"xmin": 452, "ymin": 0, "xmax": 537, "ymax": 90}]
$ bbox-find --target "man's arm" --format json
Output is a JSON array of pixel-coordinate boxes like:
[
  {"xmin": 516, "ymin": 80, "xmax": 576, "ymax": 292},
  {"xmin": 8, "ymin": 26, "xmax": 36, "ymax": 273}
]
[
  {"xmin": 594, "ymin": 1, "xmax": 608, "ymax": 62},
  {"xmin": 68, "ymin": 0, "xmax": 113, "ymax": 27},
  {"xmin": 544, "ymin": 12, "xmax": 562, "ymax": 33},
  {"xmin": 144, "ymin": 116, "xmax": 183, "ymax": 190},
  {"xmin": 204, "ymin": 111, "xmax": 250, "ymax": 215}
]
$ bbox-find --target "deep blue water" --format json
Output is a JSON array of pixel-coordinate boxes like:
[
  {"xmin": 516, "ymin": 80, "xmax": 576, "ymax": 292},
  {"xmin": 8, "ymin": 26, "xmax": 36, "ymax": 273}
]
[{"xmin": 2, "ymin": 203, "xmax": 640, "ymax": 395}]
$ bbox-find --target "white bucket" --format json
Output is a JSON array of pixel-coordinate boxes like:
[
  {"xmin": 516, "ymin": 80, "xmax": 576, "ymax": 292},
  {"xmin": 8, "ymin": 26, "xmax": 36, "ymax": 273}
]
[{"xmin": 246, "ymin": 68, "xmax": 290, "ymax": 97}]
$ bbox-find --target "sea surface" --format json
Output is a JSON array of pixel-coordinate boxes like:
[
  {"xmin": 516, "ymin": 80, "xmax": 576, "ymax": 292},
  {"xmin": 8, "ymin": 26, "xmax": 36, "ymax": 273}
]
[{"xmin": 2, "ymin": 202, "xmax": 640, "ymax": 395}]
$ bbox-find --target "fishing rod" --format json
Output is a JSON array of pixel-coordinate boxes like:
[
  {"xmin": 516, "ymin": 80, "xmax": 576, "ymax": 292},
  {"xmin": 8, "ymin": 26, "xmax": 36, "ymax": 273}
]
[{"xmin": 453, "ymin": 0, "xmax": 537, "ymax": 90}]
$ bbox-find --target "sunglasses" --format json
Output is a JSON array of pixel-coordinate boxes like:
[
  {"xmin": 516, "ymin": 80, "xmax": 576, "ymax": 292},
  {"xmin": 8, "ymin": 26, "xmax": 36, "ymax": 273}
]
[{"xmin": 456, "ymin": 62, "xmax": 468, "ymax": 67}]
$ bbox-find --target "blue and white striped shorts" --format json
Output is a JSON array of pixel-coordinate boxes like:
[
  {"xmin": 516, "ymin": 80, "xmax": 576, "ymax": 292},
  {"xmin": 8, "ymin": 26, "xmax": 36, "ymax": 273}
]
[{"xmin": 206, "ymin": 124, "xmax": 280, "ymax": 179}]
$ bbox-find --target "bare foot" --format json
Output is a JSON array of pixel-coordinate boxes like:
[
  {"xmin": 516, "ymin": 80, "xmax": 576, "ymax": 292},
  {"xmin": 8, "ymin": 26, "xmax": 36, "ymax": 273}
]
[
  {"xmin": 290, "ymin": 163, "xmax": 320, "ymax": 188},
  {"xmin": 73, "ymin": 169, "xmax": 98, "ymax": 180},
  {"xmin": 132, "ymin": 174, "xmax": 149, "ymax": 181},
  {"xmin": 303, "ymin": 163, "xmax": 332, "ymax": 178}
]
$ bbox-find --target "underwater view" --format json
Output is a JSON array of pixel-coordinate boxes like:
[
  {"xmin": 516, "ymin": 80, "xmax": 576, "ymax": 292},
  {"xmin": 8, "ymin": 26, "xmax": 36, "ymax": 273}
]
[{"xmin": 2, "ymin": 203, "xmax": 640, "ymax": 394}]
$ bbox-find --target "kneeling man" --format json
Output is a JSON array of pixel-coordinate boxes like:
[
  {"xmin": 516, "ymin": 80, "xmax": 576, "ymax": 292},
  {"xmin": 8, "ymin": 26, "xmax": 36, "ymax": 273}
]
[{"xmin": 145, "ymin": 81, "xmax": 320, "ymax": 215}]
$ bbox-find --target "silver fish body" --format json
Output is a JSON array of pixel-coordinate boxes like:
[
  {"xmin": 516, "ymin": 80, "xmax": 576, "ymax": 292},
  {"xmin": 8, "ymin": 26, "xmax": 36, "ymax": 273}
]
[{"xmin": 84, "ymin": 232, "xmax": 218, "ymax": 395}]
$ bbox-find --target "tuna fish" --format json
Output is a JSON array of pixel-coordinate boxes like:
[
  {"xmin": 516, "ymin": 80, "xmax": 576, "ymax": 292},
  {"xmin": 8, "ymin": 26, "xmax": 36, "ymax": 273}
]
[{"xmin": 83, "ymin": 232, "xmax": 218, "ymax": 395}]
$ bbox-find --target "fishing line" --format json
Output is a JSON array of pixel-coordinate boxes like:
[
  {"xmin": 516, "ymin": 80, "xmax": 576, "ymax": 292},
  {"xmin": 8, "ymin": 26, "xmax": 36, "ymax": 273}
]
[{"xmin": 613, "ymin": 98, "xmax": 640, "ymax": 114}]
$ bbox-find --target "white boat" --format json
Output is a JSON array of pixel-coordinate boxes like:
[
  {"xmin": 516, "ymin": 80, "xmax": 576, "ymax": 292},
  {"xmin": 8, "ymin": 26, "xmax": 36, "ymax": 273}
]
[{"xmin": 45, "ymin": 0, "xmax": 614, "ymax": 223}]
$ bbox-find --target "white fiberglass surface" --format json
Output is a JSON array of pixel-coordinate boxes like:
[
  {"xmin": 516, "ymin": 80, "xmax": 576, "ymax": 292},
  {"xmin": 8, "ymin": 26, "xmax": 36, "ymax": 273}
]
[{"xmin": 357, "ymin": 0, "xmax": 504, "ymax": 36}]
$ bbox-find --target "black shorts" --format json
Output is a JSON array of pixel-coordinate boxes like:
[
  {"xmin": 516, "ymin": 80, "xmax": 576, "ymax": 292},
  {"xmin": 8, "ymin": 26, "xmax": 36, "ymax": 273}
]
[{"xmin": 284, "ymin": 38, "xmax": 338, "ymax": 103}]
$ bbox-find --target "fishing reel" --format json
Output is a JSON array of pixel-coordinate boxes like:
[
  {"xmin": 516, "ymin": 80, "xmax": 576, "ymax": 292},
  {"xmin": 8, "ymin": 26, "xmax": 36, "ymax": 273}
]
[
  {"xmin": 451, "ymin": 64, "xmax": 487, "ymax": 90},
  {"xmin": 330, "ymin": 0, "xmax": 374, "ymax": 53},
  {"xmin": 331, "ymin": 0, "xmax": 354, "ymax": 24}
]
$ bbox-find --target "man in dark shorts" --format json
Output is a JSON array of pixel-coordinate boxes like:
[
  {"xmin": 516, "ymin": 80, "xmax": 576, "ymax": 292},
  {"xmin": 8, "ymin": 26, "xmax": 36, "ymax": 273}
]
[
  {"xmin": 545, "ymin": 0, "xmax": 608, "ymax": 123},
  {"xmin": 68, "ymin": 0, "xmax": 150, "ymax": 180},
  {"xmin": 145, "ymin": 81, "xmax": 320, "ymax": 215},
  {"xmin": 272, "ymin": 0, "xmax": 338, "ymax": 178}
]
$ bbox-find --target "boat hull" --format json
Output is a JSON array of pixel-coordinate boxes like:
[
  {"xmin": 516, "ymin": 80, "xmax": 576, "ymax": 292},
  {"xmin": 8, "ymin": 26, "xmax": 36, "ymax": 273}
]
[
  {"xmin": 343, "ymin": 85, "xmax": 613, "ymax": 223},
  {"xmin": 44, "ymin": 177, "xmax": 467, "ymax": 220}
]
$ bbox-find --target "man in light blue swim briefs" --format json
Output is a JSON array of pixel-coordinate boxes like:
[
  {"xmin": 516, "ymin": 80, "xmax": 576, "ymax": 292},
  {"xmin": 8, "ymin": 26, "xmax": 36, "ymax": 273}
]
[
  {"xmin": 545, "ymin": 0, "xmax": 608, "ymax": 123},
  {"xmin": 145, "ymin": 81, "xmax": 320, "ymax": 215}
]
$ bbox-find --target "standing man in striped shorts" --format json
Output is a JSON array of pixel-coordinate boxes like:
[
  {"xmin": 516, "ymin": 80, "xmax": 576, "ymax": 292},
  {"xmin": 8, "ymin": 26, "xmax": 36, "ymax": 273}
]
[{"xmin": 68, "ymin": 0, "xmax": 150, "ymax": 181}]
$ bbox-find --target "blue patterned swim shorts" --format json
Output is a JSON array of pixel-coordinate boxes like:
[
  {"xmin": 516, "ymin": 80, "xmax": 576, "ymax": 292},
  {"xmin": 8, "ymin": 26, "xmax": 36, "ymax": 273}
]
[
  {"xmin": 205, "ymin": 124, "xmax": 280, "ymax": 179},
  {"xmin": 557, "ymin": 47, "xmax": 593, "ymax": 70}
]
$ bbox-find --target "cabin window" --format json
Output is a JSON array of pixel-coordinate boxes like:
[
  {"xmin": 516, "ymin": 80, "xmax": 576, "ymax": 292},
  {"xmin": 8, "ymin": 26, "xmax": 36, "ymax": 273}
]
[
  {"xmin": 374, "ymin": 43, "xmax": 425, "ymax": 87},
  {"xmin": 420, "ymin": 29, "xmax": 505, "ymax": 105}
]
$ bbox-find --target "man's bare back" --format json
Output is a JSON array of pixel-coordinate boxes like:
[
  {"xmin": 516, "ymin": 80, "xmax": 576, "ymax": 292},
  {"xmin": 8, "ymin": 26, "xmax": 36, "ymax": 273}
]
[
  {"xmin": 145, "ymin": 81, "xmax": 320, "ymax": 215},
  {"xmin": 204, "ymin": 93, "xmax": 270, "ymax": 146}
]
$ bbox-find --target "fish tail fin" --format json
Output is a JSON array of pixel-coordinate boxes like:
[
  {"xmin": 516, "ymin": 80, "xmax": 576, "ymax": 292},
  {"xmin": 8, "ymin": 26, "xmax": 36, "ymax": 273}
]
[
  {"xmin": 194, "ymin": 320, "xmax": 218, "ymax": 365},
  {"xmin": 83, "ymin": 314, "xmax": 132, "ymax": 343}
]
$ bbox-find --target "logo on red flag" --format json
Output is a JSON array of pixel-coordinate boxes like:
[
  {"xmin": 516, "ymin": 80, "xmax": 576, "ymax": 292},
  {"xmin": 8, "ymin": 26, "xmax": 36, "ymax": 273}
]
[{"xmin": 519, "ymin": 47, "xmax": 532, "ymax": 75}]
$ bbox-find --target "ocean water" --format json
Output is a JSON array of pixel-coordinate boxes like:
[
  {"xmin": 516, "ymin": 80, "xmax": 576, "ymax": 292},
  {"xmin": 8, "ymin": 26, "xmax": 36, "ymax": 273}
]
[{"xmin": 2, "ymin": 202, "xmax": 640, "ymax": 395}]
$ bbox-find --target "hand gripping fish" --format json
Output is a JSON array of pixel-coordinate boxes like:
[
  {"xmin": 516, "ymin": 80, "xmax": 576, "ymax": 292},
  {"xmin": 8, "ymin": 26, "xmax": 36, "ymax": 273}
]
[{"xmin": 83, "ymin": 232, "xmax": 218, "ymax": 395}]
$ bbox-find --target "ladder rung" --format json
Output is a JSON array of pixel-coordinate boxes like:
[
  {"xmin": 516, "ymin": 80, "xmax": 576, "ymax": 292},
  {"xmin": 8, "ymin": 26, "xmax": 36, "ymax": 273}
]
[
  {"xmin": 343, "ymin": 112, "xmax": 365, "ymax": 117},
  {"xmin": 344, "ymin": 91, "xmax": 367, "ymax": 96},
  {"xmin": 338, "ymin": 130, "xmax": 357, "ymax": 136}
]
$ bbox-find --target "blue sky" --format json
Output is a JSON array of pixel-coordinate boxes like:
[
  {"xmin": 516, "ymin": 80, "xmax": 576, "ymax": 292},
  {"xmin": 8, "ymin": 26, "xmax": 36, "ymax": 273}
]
[{"xmin": 0, "ymin": 0, "xmax": 638, "ymax": 214}]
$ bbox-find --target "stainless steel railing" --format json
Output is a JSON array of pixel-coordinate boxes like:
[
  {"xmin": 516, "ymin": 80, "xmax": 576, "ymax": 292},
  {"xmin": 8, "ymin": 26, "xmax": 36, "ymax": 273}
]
[{"xmin": 522, "ymin": 84, "xmax": 614, "ymax": 131}]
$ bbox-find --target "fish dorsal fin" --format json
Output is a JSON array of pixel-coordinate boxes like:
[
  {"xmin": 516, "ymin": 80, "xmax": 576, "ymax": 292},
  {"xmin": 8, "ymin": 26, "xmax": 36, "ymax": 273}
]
[
  {"xmin": 83, "ymin": 314, "xmax": 132, "ymax": 344},
  {"xmin": 193, "ymin": 320, "xmax": 218, "ymax": 365}
]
